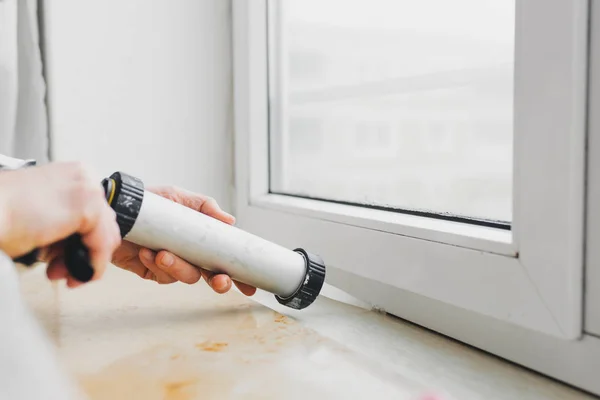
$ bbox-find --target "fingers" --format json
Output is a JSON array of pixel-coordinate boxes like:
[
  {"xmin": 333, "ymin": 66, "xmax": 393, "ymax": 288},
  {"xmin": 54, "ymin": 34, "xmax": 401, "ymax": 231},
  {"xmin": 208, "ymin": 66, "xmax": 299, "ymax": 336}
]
[
  {"xmin": 140, "ymin": 186, "xmax": 244, "ymax": 293},
  {"xmin": 199, "ymin": 197, "xmax": 236, "ymax": 225},
  {"xmin": 121, "ymin": 243, "xmax": 256, "ymax": 296},
  {"xmin": 201, "ymin": 273, "xmax": 255, "ymax": 296},
  {"xmin": 79, "ymin": 204, "xmax": 121, "ymax": 281},
  {"xmin": 39, "ymin": 242, "xmax": 65, "ymax": 264},
  {"xmin": 69, "ymin": 168, "xmax": 121, "ymax": 282},
  {"xmin": 46, "ymin": 258, "xmax": 68, "ymax": 280},
  {"xmin": 137, "ymin": 248, "xmax": 207, "ymax": 285},
  {"xmin": 46, "ymin": 257, "xmax": 83, "ymax": 288},
  {"xmin": 233, "ymin": 281, "xmax": 257, "ymax": 296},
  {"xmin": 110, "ymin": 241, "xmax": 149, "ymax": 279},
  {"xmin": 66, "ymin": 276, "xmax": 84, "ymax": 289},
  {"xmin": 138, "ymin": 249, "xmax": 176, "ymax": 284},
  {"xmin": 148, "ymin": 186, "xmax": 235, "ymax": 225},
  {"xmin": 200, "ymin": 270, "xmax": 232, "ymax": 294},
  {"xmin": 154, "ymin": 251, "xmax": 202, "ymax": 284}
]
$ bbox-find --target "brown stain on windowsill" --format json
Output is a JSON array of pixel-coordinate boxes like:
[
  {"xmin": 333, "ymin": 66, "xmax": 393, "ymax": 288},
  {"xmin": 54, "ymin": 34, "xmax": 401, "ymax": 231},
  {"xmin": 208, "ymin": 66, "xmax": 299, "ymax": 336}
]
[
  {"xmin": 75, "ymin": 310, "xmax": 409, "ymax": 400},
  {"xmin": 164, "ymin": 379, "xmax": 199, "ymax": 400},
  {"xmin": 274, "ymin": 314, "xmax": 292, "ymax": 325},
  {"xmin": 195, "ymin": 341, "xmax": 229, "ymax": 352}
]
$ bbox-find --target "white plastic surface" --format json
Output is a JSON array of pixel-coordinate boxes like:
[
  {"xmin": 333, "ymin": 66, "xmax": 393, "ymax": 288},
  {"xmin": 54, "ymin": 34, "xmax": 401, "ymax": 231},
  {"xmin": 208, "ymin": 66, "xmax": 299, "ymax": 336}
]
[
  {"xmin": 126, "ymin": 191, "xmax": 307, "ymax": 298},
  {"xmin": 586, "ymin": 0, "xmax": 600, "ymax": 336}
]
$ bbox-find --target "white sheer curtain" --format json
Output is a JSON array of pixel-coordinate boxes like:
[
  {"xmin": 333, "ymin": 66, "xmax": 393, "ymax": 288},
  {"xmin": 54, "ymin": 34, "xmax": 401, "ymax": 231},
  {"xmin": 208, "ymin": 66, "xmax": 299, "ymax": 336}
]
[{"xmin": 0, "ymin": 0, "xmax": 49, "ymax": 162}]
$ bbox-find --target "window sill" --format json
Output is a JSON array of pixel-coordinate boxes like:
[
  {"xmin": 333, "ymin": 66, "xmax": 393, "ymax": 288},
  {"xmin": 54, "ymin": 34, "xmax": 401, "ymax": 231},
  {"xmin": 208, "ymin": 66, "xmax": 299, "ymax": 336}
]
[
  {"xmin": 252, "ymin": 284, "xmax": 592, "ymax": 400},
  {"xmin": 18, "ymin": 265, "xmax": 594, "ymax": 400}
]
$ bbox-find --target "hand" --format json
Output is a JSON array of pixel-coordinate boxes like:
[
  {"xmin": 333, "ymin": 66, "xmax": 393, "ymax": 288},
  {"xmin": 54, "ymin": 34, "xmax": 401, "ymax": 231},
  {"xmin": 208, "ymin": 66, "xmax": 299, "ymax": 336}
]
[
  {"xmin": 111, "ymin": 186, "xmax": 257, "ymax": 296},
  {"xmin": 0, "ymin": 162, "xmax": 121, "ymax": 287}
]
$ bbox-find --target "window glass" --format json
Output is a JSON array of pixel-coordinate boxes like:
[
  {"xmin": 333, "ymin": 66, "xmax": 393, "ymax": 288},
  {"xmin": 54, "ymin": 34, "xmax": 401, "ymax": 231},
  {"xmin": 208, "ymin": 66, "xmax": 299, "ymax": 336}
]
[{"xmin": 268, "ymin": 0, "xmax": 515, "ymax": 222}]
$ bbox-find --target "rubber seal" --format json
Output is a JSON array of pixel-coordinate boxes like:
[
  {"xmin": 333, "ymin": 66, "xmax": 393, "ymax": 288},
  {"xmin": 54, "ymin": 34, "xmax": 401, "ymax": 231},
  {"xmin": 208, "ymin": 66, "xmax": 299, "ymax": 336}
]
[
  {"xmin": 104, "ymin": 172, "xmax": 145, "ymax": 238},
  {"xmin": 274, "ymin": 248, "xmax": 326, "ymax": 310}
]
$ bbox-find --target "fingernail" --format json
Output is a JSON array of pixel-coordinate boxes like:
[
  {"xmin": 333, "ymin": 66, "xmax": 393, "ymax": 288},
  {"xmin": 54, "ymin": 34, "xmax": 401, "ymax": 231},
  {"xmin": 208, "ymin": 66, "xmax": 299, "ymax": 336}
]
[
  {"xmin": 140, "ymin": 249, "xmax": 154, "ymax": 261},
  {"xmin": 209, "ymin": 276, "xmax": 224, "ymax": 291},
  {"xmin": 215, "ymin": 276, "xmax": 230, "ymax": 292},
  {"xmin": 160, "ymin": 253, "xmax": 174, "ymax": 268}
]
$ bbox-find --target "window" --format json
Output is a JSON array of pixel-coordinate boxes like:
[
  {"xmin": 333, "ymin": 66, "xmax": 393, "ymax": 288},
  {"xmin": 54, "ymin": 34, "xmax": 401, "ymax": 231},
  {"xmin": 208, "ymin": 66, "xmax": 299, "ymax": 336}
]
[
  {"xmin": 268, "ymin": 0, "xmax": 514, "ymax": 223},
  {"xmin": 233, "ymin": 0, "xmax": 599, "ymax": 394}
]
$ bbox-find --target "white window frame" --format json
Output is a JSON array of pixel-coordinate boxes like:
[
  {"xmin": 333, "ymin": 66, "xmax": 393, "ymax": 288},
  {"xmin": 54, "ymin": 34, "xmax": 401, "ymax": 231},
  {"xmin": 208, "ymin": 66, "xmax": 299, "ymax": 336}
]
[
  {"xmin": 233, "ymin": 0, "xmax": 600, "ymax": 393},
  {"xmin": 586, "ymin": 0, "xmax": 600, "ymax": 337}
]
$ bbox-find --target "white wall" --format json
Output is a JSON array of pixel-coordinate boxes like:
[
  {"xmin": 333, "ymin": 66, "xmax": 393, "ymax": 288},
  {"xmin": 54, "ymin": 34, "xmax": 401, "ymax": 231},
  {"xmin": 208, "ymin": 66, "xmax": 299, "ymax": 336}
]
[{"xmin": 43, "ymin": 0, "xmax": 233, "ymax": 211}]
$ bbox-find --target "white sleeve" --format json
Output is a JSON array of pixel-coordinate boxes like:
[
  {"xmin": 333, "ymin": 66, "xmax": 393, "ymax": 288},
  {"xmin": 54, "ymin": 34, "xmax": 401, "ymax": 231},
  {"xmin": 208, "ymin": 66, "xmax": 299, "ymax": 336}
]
[{"xmin": 0, "ymin": 251, "xmax": 82, "ymax": 400}]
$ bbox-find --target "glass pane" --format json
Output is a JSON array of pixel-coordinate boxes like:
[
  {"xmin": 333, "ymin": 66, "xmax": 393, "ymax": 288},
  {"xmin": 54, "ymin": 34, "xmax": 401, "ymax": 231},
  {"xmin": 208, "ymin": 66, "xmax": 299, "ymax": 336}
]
[{"xmin": 268, "ymin": 0, "xmax": 514, "ymax": 223}]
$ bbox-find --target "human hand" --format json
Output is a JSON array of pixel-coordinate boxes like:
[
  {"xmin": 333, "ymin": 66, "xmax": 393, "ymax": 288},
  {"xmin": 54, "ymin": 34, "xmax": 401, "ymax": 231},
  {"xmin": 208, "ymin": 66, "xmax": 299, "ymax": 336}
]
[
  {"xmin": 0, "ymin": 162, "xmax": 121, "ymax": 287},
  {"xmin": 111, "ymin": 186, "xmax": 257, "ymax": 296}
]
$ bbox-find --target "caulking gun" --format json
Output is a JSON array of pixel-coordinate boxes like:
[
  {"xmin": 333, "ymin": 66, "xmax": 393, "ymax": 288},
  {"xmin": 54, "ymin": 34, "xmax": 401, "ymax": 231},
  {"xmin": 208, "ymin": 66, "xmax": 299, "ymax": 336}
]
[{"xmin": 0, "ymin": 156, "xmax": 326, "ymax": 310}]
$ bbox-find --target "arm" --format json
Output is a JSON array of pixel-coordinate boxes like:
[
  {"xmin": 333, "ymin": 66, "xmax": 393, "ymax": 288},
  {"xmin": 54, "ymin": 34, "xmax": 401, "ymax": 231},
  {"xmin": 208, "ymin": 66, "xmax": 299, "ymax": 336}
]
[{"xmin": 0, "ymin": 161, "xmax": 254, "ymax": 294}]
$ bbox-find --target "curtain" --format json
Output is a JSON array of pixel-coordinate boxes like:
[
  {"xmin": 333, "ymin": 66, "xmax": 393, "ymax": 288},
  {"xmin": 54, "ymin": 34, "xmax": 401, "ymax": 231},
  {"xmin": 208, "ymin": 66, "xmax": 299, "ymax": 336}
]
[{"xmin": 0, "ymin": 0, "xmax": 48, "ymax": 163}]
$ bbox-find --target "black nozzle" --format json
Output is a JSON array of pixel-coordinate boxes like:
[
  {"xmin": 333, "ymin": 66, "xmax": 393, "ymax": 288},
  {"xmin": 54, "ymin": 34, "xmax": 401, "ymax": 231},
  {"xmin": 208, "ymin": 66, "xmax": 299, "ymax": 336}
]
[{"xmin": 275, "ymin": 249, "xmax": 326, "ymax": 310}]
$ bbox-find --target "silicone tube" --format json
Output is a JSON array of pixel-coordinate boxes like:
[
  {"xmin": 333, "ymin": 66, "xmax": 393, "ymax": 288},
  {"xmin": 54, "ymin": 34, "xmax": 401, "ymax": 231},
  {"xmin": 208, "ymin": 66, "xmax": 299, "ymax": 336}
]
[{"xmin": 126, "ymin": 191, "xmax": 307, "ymax": 297}]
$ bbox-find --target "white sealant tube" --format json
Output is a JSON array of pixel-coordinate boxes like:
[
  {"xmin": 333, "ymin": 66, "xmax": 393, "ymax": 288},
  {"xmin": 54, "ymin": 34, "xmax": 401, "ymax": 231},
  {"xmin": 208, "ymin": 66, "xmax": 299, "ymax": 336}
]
[{"xmin": 126, "ymin": 192, "xmax": 307, "ymax": 298}]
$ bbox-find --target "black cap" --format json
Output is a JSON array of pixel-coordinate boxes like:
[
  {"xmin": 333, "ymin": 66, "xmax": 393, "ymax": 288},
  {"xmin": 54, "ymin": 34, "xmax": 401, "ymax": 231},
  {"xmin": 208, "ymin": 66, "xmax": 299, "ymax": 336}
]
[
  {"xmin": 275, "ymin": 248, "xmax": 326, "ymax": 310},
  {"xmin": 102, "ymin": 172, "xmax": 145, "ymax": 237}
]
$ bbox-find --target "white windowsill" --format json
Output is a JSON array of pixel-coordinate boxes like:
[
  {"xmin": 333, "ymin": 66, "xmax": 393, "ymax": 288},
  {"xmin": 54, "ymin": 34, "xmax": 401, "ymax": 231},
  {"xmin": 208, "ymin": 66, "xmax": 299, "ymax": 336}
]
[
  {"xmin": 14, "ymin": 261, "xmax": 594, "ymax": 399},
  {"xmin": 253, "ymin": 284, "xmax": 593, "ymax": 400}
]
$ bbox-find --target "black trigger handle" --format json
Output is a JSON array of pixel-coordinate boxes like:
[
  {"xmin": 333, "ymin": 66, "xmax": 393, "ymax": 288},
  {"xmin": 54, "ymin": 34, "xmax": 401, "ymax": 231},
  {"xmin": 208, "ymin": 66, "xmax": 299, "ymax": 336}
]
[{"xmin": 63, "ymin": 234, "xmax": 94, "ymax": 282}]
